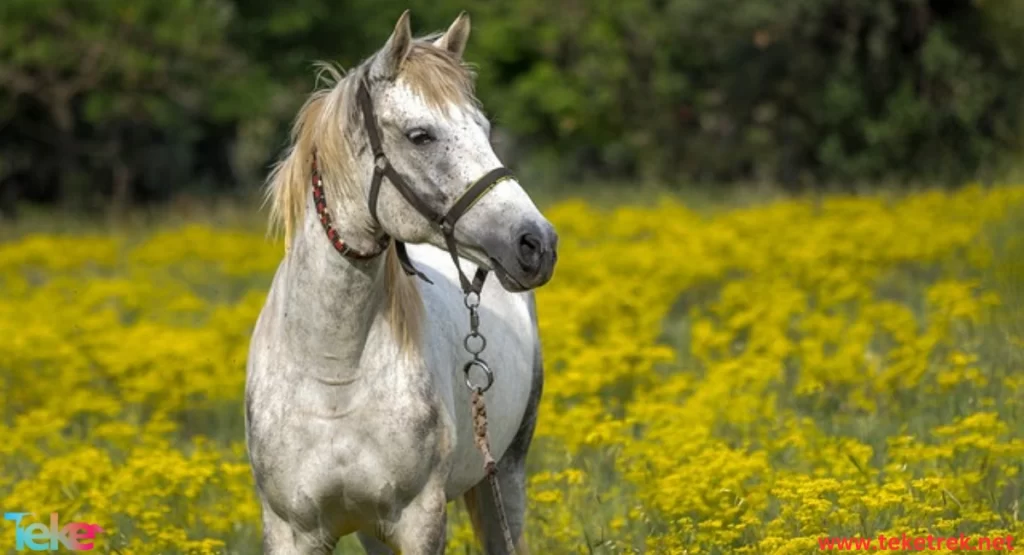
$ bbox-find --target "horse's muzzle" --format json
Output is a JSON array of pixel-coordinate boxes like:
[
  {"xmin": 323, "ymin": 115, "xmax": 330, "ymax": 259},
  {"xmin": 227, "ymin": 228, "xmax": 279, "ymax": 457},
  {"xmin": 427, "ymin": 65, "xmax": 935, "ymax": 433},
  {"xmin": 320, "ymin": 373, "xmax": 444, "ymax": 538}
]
[{"xmin": 487, "ymin": 218, "xmax": 558, "ymax": 292}]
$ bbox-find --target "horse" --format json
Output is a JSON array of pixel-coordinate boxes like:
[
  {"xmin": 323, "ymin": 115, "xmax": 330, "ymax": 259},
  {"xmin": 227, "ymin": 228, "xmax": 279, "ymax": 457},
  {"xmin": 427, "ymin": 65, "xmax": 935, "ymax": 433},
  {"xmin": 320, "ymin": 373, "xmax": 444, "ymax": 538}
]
[{"xmin": 244, "ymin": 10, "xmax": 558, "ymax": 555}]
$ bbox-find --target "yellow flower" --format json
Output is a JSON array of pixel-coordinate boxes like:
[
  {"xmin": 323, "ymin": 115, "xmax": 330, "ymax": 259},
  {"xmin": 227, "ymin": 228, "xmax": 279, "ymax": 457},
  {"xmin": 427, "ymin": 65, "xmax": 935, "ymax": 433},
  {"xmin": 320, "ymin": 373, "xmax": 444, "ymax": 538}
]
[{"xmin": 3, "ymin": 184, "xmax": 1023, "ymax": 552}]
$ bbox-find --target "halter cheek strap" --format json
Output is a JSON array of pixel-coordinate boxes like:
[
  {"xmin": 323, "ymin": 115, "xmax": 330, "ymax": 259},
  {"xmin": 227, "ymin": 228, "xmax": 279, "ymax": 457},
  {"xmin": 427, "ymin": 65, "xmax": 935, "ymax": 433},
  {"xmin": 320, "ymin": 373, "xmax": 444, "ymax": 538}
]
[{"xmin": 356, "ymin": 78, "xmax": 514, "ymax": 295}]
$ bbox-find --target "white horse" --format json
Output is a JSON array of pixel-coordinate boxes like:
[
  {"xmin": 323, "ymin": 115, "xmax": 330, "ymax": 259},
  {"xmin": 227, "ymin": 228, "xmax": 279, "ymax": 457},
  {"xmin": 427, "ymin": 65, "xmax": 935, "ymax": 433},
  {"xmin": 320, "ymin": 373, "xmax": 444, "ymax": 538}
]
[{"xmin": 245, "ymin": 10, "xmax": 558, "ymax": 555}]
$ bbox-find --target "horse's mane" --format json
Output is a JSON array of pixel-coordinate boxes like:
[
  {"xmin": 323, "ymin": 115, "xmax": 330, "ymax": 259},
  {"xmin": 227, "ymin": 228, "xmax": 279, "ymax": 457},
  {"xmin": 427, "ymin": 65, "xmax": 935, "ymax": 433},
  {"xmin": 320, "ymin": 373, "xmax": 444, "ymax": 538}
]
[{"xmin": 263, "ymin": 35, "xmax": 479, "ymax": 353}]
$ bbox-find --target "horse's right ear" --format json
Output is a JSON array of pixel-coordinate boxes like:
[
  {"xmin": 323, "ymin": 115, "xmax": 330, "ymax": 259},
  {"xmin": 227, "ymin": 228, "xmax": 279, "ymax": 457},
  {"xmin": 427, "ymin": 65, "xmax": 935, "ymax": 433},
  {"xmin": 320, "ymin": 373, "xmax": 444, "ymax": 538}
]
[
  {"xmin": 433, "ymin": 11, "xmax": 471, "ymax": 60},
  {"xmin": 372, "ymin": 9, "xmax": 413, "ymax": 80}
]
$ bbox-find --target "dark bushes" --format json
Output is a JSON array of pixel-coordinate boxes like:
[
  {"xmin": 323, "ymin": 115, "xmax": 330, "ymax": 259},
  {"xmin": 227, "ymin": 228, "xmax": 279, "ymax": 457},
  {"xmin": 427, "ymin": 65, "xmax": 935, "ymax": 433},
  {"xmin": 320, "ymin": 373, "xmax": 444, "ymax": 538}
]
[{"xmin": 1, "ymin": 0, "xmax": 1022, "ymax": 210}]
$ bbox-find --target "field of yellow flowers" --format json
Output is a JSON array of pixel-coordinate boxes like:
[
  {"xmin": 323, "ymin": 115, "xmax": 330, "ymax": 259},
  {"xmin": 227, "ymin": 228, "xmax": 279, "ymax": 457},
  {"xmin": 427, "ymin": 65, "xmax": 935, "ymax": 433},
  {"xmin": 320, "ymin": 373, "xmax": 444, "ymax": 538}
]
[{"xmin": 1, "ymin": 184, "xmax": 1023, "ymax": 554}]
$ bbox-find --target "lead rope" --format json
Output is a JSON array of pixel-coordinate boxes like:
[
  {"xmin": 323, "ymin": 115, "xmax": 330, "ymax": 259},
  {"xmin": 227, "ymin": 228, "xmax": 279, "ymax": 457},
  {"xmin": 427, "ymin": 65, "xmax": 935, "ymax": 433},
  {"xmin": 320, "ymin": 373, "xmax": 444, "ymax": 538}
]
[{"xmin": 462, "ymin": 291, "xmax": 518, "ymax": 555}]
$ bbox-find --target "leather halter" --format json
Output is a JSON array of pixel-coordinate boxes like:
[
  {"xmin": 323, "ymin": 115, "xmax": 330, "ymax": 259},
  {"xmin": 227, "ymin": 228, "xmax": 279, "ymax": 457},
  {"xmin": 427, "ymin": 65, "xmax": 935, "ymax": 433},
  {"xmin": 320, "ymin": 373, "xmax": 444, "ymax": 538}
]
[{"xmin": 311, "ymin": 76, "xmax": 514, "ymax": 296}]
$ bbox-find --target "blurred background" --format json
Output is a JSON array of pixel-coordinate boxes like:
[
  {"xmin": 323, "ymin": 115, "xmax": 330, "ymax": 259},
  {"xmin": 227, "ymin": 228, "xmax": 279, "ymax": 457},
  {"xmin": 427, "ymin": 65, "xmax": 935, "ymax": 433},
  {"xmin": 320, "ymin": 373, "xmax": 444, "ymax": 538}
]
[{"xmin": 3, "ymin": 0, "xmax": 1024, "ymax": 219}]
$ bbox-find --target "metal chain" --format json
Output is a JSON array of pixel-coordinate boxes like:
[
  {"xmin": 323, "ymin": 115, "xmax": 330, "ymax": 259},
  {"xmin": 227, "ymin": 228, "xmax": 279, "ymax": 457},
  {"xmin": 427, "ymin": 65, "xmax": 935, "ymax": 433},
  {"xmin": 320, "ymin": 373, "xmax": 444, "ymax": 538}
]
[
  {"xmin": 462, "ymin": 291, "xmax": 517, "ymax": 555},
  {"xmin": 462, "ymin": 291, "xmax": 493, "ymax": 392}
]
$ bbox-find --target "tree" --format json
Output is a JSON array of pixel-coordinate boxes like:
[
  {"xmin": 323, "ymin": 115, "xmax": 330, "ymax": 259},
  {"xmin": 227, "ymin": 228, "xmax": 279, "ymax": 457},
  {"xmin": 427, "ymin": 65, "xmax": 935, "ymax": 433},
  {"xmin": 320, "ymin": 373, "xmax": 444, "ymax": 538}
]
[{"xmin": 0, "ymin": 0, "xmax": 274, "ymax": 212}]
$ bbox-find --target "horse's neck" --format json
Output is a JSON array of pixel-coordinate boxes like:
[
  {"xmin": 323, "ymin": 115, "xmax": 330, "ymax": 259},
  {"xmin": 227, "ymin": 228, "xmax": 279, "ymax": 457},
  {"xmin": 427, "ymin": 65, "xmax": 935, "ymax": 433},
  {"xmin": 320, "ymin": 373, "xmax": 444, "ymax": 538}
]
[{"xmin": 277, "ymin": 196, "xmax": 387, "ymax": 371}]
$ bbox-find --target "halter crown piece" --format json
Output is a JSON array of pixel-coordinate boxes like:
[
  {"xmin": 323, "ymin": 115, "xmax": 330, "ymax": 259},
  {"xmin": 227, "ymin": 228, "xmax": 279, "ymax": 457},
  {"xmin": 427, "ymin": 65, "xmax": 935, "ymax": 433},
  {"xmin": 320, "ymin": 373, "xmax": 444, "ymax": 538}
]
[{"xmin": 310, "ymin": 75, "xmax": 515, "ymax": 296}]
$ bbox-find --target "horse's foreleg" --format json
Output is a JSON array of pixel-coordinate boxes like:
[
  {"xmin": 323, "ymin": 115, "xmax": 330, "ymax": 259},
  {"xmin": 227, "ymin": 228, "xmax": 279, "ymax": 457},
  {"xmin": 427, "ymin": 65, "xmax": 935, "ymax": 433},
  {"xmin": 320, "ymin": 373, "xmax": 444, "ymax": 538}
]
[
  {"xmin": 387, "ymin": 480, "xmax": 448, "ymax": 555},
  {"xmin": 356, "ymin": 530, "xmax": 394, "ymax": 554},
  {"xmin": 259, "ymin": 500, "xmax": 337, "ymax": 555}
]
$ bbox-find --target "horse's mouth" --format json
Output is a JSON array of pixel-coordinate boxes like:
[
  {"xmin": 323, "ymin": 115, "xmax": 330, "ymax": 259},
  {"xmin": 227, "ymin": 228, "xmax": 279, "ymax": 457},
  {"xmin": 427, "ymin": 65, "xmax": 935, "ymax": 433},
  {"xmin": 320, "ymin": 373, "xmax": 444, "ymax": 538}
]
[
  {"xmin": 447, "ymin": 243, "xmax": 520, "ymax": 292},
  {"xmin": 453, "ymin": 242, "xmax": 553, "ymax": 293},
  {"xmin": 488, "ymin": 257, "xmax": 532, "ymax": 292}
]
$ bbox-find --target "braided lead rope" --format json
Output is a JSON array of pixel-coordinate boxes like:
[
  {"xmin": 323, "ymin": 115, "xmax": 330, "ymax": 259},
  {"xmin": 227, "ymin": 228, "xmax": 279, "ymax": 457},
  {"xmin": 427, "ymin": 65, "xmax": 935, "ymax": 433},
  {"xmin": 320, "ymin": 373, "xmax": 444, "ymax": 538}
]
[
  {"xmin": 464, "ymin": 291, "xmax": 517, "ymax": 555},
  {"xmin": 471, "ymin": 388, "xmax": 517, "ymax": 555}
]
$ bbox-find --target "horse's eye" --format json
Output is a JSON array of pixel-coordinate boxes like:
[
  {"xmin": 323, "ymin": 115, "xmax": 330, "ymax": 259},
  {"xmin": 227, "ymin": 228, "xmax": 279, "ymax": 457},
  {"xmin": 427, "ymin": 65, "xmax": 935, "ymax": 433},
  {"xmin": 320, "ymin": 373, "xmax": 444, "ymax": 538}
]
[{"xmin": 406, "ymin": 128, "xmax": 434, "ymax": 146}]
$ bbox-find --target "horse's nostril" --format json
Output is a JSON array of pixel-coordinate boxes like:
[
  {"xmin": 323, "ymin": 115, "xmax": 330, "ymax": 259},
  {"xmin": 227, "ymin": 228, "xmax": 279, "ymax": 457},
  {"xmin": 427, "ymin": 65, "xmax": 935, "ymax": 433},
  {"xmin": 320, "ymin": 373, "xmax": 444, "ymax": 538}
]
[
  {"xmin": 520, "ymin": 234, "xmax": 540, "ymax": 255},
  {"xmin": 516, "ymin": 232, "xmax": 542, "ymax": 272}
]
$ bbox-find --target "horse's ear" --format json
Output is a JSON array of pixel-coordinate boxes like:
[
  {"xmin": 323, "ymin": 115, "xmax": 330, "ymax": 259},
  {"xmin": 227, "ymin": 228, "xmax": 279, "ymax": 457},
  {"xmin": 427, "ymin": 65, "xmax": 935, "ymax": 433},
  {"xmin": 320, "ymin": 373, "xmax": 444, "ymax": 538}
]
[
  {"xmin": 433, "ymin": 11, "xmax": 471, "ymax": 60},
  {"xmin": 372, "ymin": 9, "xmax": 413, "ymax": 80}
]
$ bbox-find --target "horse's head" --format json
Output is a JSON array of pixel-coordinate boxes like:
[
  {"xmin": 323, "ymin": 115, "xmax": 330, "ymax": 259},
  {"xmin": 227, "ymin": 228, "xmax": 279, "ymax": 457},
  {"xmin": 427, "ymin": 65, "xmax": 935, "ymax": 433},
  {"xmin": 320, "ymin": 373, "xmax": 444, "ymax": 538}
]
[{"xmin": 360, "ymin": 10, "xmax": 558, "ymax": 293}]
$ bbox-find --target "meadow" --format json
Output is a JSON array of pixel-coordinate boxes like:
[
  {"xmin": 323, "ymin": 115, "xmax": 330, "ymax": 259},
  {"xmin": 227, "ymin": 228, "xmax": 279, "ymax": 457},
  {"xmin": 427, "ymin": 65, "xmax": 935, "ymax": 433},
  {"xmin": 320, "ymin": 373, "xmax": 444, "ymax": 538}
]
[{"xmin": 1, "ymin": 183, "xmax": 1023, "ymax": 554}]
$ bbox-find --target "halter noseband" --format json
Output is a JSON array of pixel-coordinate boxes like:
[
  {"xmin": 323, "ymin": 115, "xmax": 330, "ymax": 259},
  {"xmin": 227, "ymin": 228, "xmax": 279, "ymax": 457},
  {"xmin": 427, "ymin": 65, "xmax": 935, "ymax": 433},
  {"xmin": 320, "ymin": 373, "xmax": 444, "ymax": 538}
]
[{"xmin": 310, "ymin": 76, "xmax": 514, "ymax": 296}]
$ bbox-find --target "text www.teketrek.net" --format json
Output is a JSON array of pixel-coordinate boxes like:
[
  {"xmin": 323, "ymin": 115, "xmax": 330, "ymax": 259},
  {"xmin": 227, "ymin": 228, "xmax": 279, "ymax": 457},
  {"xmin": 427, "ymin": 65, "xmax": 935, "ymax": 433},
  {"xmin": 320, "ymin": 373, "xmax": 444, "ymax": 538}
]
[{"xmin": 818, "ymin": 534, "xmax": 1015, "ymax": 551}]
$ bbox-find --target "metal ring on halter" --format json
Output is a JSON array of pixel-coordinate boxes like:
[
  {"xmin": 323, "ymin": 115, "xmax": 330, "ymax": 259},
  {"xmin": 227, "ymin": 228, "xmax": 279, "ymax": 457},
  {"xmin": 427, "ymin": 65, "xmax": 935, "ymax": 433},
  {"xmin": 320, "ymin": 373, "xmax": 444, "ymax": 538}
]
[
  {"xmin": 463, "ymin": 360, "xmax": 494, "ymax": 393},
  {"xmin": 464, "ymin": 291, "xmax": 480, "ymax": 309},
  {"xmin": 464, "ymin": 332, "xmax": 487, "ymax": 355}
]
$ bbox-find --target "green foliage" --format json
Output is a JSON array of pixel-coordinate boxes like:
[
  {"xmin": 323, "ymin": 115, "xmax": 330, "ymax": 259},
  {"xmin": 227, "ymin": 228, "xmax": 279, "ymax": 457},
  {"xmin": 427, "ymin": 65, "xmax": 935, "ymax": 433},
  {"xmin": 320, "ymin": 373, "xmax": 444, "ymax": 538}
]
[
  {"xmin": 461, "ymin": 0, "xmax": 1024, "ymax": 186},
  {"xmin": 1, "ymin": 0, "xmax": 1023, "ymax": 208},
  {"xmin": 0, "ymin": 0, "xmax": 273, "ymax": 207}
]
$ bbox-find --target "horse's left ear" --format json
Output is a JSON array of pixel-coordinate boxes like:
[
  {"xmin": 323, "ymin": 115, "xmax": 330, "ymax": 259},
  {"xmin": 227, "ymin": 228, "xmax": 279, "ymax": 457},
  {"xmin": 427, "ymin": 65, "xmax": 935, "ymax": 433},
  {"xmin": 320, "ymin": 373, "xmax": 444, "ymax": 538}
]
[
  {"xmin": 373, "ymin": 9, "xmax": 414, "ymax": 80},
  {"xmin": 433, "ymin": 11, "xmax": 471, "ymax": 59}
]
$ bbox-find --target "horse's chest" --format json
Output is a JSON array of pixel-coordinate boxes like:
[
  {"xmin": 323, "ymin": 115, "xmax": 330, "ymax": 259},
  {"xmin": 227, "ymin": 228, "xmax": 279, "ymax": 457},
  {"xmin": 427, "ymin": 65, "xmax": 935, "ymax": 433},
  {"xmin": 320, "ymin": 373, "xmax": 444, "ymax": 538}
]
[{"xmin": 286, "ymin": 380, "xmax": 451, "ymax": 517}]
